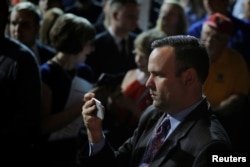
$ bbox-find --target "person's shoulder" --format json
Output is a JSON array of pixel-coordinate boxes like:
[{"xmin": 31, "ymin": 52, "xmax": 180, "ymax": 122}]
[
  {"xmin": 185, "ymin": 113, "xmax": 232, "ymax": 153},
  {"xmin": 225, "ymin": 14, "xmax": 250, "ymax": 34},
  {"xmin": 223, "ymin": 48, "xmax": 247, "ymax": 63},
  {"xmin": 121, "ymin": 69, "xmax": 137, "ymax": 89},
  {"xmin": 40, "ymin": 61, "xmax": 52, "ymax": 74},
  {"xmin": 124, "ymin": 69, "xmax": 137, "ymax": 80},
  {"xmin": 3, "ymin": 36, "xmax": 36, "ymax": 62},
  {"xmin": 40, "ymin": 62, "xmax": 57, "ymax": 80},
  {"xmin": 36, "ymin": 40, "xmax": 56, "ymax": 54},
  {"xmin": 4, "ymin": 36, "xmax": 30, "ymax": 53},
  {"xmin": 140, "ymin": 105, "xmax": 164, "ymax": 122},
  {"xmin": 93, "ymin": 30, "xmax": 113, "ymax": 44},
  {"xmin": 209, "ymin": 114, "xmax": 232, "ymax": 144},
  {"xmin": 94, "ymin": 30, "xmax": 115, "ymax": 46},
  {"xmin": 229, "ymin": 14, "xmax": 250, "ymax": 26},
  {"xmin": 95, "ymin": 30, "xmax": 110, "ymax": 39}
]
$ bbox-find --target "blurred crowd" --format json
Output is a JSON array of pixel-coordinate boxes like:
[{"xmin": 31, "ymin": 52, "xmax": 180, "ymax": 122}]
[{"xmin": 1, "ymin": 0, "xmax": 250, "ymax": 166}]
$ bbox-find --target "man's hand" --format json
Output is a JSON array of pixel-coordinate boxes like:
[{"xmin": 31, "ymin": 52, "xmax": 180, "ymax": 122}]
[{"xmin": 82, "ymin": 92, "xmax": 104, "ymax": 143}]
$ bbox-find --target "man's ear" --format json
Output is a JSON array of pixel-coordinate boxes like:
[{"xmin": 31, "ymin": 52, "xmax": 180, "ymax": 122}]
[{"xmin": 181, "ymin": 68, "xmax": 197, "ymax": 86}]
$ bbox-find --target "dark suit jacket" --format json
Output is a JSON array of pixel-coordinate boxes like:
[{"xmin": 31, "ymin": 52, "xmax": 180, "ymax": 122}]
[
  {"xmin": 79, "ymin": 99, "xmax": 232, "ymax": 167},
  {"xmin": 85, "ymin": 30, "xmax": 137, "ymax": 81},
  {"xmin": 0, "ymin": 36, "xmax": 41, "ymax": 166},
  {"xmin": 36, "ymin": 40, "xmax": 55, "ymax": 65}
]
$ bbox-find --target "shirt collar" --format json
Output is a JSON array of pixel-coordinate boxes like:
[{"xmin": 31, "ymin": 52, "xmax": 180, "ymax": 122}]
[
  {"xmin": 167, "ymin": 96, "xmax": 205, "ymax": 131},
  {"xmin": 108, "ymin": 26, "xmax": 128, "ymax": 45}
]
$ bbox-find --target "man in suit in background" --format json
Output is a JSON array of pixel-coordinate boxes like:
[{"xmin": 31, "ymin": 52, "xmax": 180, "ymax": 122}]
[
  {"xmin": 9, "ymin": 1, "xmax": 55, "ymax": 65},
  {"xmin": 79, "ymin": 35, "xmax": 232, "ymax": 167},
  {"xmin": 85, "ymin": 0, "xmax": 139, "ymax": 81}
]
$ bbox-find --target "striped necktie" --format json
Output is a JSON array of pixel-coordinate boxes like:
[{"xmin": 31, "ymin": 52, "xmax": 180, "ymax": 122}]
[{"xmin": 139, "ymin": 115, "xmax": 171, "ymax": 166}]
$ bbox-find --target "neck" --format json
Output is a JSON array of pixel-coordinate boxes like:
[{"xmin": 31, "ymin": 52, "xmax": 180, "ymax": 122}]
[{"xmin": 52, "ymin": 52, "xmax": 76, "ymax": 70}]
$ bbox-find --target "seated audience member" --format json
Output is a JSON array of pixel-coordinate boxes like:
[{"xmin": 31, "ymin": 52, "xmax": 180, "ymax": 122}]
[
  {"xmin": 201, "ymin": 13, "xmax": 250, "ymax": 149},
  {"xmin": 39, "ymin": 7, "xmax": 64, "ymax": 46},
  {"xmin": 85, "ymin": 0, "xmax": 139, "ymax": 81},
  {"xmin": 79, "ymin": 35, "xmax": 232, "ymax": 167},
  {"xmin": 188, "ymin": 0, "xmax": 250, "ymax": 70},
  {"xmin": 95, "ymin": 0, "xmax": 141, "ymax": 35},
  {"xmin": 154, "ymin": 0, "xmax": 187, "ymax": 36},
  {"xmin": 0, "ymin": 0, "xmax": 42, "ymax": 166},
  {"xmin": 36, "ymin": 13, "xmax": 96, "ymax": 167},
  {"xmin": 105, "ymin": 29, "xmax": 166, "ymax": 148},
  {"xmin": 9, "ymin": 1, "xmax": 55, "ymax": 65},
  {"xmin": 201, "ymin": 13, "xmax": 250, "ymax": 115}
]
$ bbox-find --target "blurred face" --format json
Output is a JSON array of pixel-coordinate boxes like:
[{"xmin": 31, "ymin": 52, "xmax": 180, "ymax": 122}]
[
  {"xmin": 158, "ymin": 3, "xmax": 181, "ymax": 35},
  {"xmin": 146, "ymin": 46, "xmax": 186, "ymax": 113},
  {"xmin": 115, "ymin": 3, "xmax": 139, "ymax": 32},
  {"xmin": 201, "ymin": 24, "xmax": 229, "ymax": 62},
  {"xmin": 9, "ymin": 10, "xmax": 39, "ymax": 47},
  {"xmin": 134, "ymin": 48, "xmax": 148, "ymax": 73}
]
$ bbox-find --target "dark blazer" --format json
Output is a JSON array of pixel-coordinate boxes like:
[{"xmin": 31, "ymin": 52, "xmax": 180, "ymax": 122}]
[
  {"xmin": 0, "ymin": 36, "xmax": 41, "ymax": 166},
  {"xmin": 79, "ymin": 98, "xmax": 232, "ymax": 167},
  {"xmin": 36, "ymin": 40, "xmax": 55, "ymax": 65},
  {"xmin": 85, "ymin": 30, "xmax": 137, "ymax": 81}
]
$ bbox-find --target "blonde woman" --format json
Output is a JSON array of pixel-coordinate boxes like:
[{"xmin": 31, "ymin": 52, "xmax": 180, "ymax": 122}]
[{"xmin": 155, "ymin": 0, "xmax": 187, "ymax": 35}]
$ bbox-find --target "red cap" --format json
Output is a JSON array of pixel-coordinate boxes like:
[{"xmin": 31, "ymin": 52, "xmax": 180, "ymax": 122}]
[{"xmin": 205, "ymin": 13, "xmax": 234, "ymax": 35}]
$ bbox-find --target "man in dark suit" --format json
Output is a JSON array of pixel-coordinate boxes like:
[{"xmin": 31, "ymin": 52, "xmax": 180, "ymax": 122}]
[
  {"xmin": 79, "ymin": 35, "xmax": 232, "ymax": 167},
  {"xmin": 85, "ymin": 0, "xmax": 139, "ymax": 81},
  {"xmin": 9, "ymin": 1, "xmax": 55, "ymax": 65},
  {"xmin": 0, "ymin": 0, "xmax": 42, "ymax": 166}
]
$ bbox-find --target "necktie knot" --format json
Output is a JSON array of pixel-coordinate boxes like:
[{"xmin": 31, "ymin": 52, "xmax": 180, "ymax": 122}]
[{"xmin": 157, "ymin": 116, "xmax": 170, "ymax": 134}]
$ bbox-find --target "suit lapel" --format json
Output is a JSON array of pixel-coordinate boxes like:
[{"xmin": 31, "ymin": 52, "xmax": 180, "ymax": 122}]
[{"xmin": 151, "ymin": 99, "xmax": 210, "ymax": 166}]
